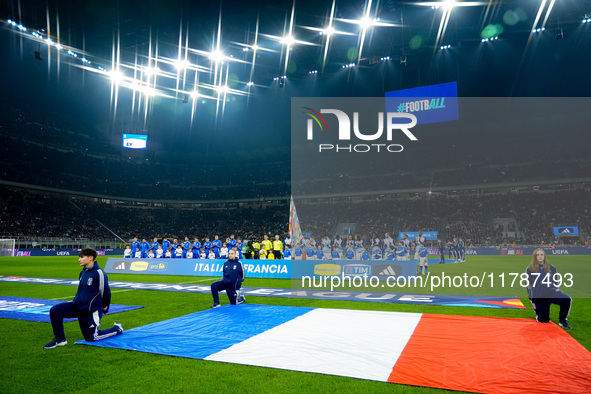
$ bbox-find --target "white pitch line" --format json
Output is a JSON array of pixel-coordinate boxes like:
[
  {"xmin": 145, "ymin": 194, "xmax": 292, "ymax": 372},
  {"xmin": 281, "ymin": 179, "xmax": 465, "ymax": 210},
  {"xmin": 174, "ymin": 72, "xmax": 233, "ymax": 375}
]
[{"xmin": 51, "ymin": 277, "xmax": 218, "ymax": 299}]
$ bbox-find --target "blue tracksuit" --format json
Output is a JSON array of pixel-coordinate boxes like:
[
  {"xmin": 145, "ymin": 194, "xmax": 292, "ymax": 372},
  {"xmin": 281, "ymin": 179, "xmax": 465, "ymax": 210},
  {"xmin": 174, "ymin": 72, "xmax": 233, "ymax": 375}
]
[
  {"xmin": 141, "ymin": 242, "xmax": 150, "ymax": 258},
  {"xmin": 49, "ymin": 262, "xmax": 120, "ymax": 342},
  {"xmin": 213, "ymin": 240, "xmax": 222, "ymax": 259},
  {"xmin": 183, "ymin": 241, "xmax": 191, "ymax": 258},
  {"xmin": 211, "ymin": 258, "xmax": 245, "ymax": 305}
]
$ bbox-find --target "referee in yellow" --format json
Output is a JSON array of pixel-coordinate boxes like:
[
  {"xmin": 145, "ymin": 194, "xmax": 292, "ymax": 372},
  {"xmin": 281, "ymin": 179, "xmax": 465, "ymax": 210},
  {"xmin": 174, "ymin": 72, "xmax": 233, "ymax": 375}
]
[{"xmin": 272, "ymin": 235, "xmax": 283, "ymax": 260}]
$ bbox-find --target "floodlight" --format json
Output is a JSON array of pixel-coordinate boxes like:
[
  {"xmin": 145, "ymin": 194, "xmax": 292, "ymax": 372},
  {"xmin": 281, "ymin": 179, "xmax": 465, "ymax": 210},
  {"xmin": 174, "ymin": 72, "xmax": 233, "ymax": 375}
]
[
  {"xmin": 281, "ymin": 35, "xmax": 295, "ymax": 46},
  {"xmin": 174, "ymin": 59, "xmax": 190, "ymax": 69},
  {"xmin": 109, "ymin": 70, "xmax": 124, "ymax": 84},
  {"xmin": 209, "ymin": 50, "xmax": 225, "ymax": 63},
  {"xmin": 321, "ymin": 26, "xmax": 335, "ymax": 37}
]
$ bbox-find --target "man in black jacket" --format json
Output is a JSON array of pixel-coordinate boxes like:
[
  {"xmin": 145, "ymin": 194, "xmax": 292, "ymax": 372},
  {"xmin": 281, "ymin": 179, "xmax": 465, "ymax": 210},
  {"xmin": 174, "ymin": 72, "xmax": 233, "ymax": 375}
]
[
  {"xmin": 210, "ymin": 249, "xmax": 245, "ymax": 307},
  {"xmin": 44, "ymin": 248, "xmax": 123, "ymax": 349}
]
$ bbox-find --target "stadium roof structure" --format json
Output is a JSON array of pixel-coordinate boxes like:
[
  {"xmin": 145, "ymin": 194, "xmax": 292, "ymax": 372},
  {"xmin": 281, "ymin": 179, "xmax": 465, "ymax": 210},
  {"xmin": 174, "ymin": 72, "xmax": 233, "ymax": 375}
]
[{"xmin": 0, "ymin": 0, "xmax": 590, "ymax": 200}]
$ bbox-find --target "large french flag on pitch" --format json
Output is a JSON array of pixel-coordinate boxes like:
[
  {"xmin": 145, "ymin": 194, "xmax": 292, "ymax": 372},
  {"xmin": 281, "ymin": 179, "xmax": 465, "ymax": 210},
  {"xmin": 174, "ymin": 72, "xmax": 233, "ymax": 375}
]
[{"xmin": 80, "ymin": 305, "xmax": 591, "ymax": 393}]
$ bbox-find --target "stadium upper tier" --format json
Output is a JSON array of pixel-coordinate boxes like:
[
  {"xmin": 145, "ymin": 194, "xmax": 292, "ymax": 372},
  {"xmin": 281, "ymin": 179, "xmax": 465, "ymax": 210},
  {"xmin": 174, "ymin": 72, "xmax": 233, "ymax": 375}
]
[
  {"xmin": 1, "ymin": 185, "xmax": 589, "ymax": 246},
  {"xmin": 2, "ymin": 105, "xmax": 591, "ymax": 201}
]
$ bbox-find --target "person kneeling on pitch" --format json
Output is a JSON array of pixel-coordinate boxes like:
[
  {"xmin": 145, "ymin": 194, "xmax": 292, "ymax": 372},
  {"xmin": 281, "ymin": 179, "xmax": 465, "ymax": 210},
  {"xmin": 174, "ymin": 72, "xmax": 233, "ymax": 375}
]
[
  {"xmin": 211, "ymin": 249, "xmax": 245, "ymax": 308},
  {"xmin": 526, "ymin": 248, "xmax": 572, "ymax": 329},
  {"xmin": 44, "ymin": 248, "xmax": 123, "ymax": 349}
]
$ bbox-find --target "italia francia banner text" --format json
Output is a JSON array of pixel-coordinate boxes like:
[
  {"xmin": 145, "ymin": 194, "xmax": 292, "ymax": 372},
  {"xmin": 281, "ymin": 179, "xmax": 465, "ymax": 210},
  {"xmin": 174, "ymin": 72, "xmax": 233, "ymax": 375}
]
[{"xmin": 105, "ymin": 258, "xmax": 291, "ymax": 279}]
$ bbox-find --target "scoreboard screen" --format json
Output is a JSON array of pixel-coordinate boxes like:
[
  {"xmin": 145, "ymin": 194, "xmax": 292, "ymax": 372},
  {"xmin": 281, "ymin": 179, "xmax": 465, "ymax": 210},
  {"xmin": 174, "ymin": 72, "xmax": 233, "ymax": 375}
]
[{"xmin": 122, "ymin": 134, "xmax": 148, "ymax": 149}]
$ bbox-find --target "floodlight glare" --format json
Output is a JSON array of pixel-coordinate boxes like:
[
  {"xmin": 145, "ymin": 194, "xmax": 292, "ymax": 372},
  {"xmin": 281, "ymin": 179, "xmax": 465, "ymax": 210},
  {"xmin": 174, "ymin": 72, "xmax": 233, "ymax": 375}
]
[
  {"xmin": 443, "ymin": 0, "xmax": 456, "ymax": 9},
  {"xmin": 209, "ymin": 50, "xmax": 226, "ymax": 63},
  {"xmin": 359, "ymin": 17, "xmax": 374, "ymax": 30},
  {"xmin": 109, "ymin": 70, "xmax": 124, "ymax": 84},
  {"xmin": 252, "ymin": 44, "xmax": 260, "ymax": 51},
  {"xmin": 190, "ymin": 90, "xmax": 200, "ymax": 98},
  {"xmin": 216, "ymin": 85, "xmax": 229, "ymax": 93},
  {"xmin": 281, "ymin": 35, "xmax": 295, "ymax": 46},
  {"xmin": 145, "ymin": 67, "xmax": 160, "ymax": 76},
  {"xmin": 322, "ymin": 26, "xmax": 335, "ymax": 37},
  {"xmin": 174, "ymin": 59, "xmax": 190, "ymax": 69},
  {"xmin": 246, "ymin": 81, "xmax": 254, "ymax": 86}
]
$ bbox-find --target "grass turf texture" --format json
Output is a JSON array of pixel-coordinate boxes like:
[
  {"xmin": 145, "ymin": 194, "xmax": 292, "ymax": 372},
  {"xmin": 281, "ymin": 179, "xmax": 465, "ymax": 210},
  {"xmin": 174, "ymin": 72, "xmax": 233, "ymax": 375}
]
[{"xmin": 1, "ymin": 256, "xmax": 589, "ymax": 393}]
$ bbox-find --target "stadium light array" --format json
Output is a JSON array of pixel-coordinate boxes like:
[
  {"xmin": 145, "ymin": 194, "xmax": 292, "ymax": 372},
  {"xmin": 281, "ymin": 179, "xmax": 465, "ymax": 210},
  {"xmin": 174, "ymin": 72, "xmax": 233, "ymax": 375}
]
[
  {"xmin": 481, "ymin": 37, "xmax": 499, "ymax": 42},
  {"xmin": 532, "ymin": 27, "xmax": 545, "ymax": 33},
  {"xmin": 246, "ymin": 81, "xmax": 254, "ymax": 86},
  {"xmin": 342, "ymin": 63, "xmax": 355, "ymax": 68},
  {"xmin": 440, "ymin": 44, "xmax": 451, "ymax": 50},
  {"xmin": 308, "ymin": 70, "xmax": 318, "ymax": 74},
  {"xmin": 380, "ymin": 56, "xmax": 390, "ymax": 61},
  {"xmin": 583, "ymin": 18, "xmax": 591, "ymax": 24}
]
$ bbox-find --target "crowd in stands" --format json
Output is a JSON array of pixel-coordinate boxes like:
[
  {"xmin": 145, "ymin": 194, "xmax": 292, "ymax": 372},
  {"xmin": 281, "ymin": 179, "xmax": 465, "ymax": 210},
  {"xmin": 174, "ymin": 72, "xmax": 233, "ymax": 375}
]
[{"xmin": 2, "ymin": 185, "xmax": 589, "ymax": 249}]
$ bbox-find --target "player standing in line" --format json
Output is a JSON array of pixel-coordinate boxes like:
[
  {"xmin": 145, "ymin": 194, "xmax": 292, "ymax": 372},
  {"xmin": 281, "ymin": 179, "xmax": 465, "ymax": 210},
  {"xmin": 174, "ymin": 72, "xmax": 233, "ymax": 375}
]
[
  {"xmin": 213, "ymin": 235, "xmax": 222, "ymax": 259},
  {"xmin": 44, "ymin": 248, "xmax": 123, "ymax": 349},
  {"xmin": 228, "ymin": 235, "xmax": 237, "ymax": 251},
  {"xmin": 447, "ymin": 240, "xmax": 453, "ymax": 261},
  {"xmin": 401, "ymin": 235, "xmax": 411, "ymax": 261},
  {"xmin": 417, "ymin": 243, "xmax": 429, "ymax": 275},
  {"xmin": 459, "ymin": 237, "xmax": 466, "ymax": 262},
  {"xmin": 236, "ymin": 238, "xmax": 244, "ymax": 259},
  {"xmin": 192, "ymin": 237, "xmax": 201, "ymax": 259},
  {"xmin": 452, "ymin": 238, "xmax": 460, "ymax": 262},
  {"xmin": 383, "ymin": 233, "xmax": 394, "ymax": 253},
  {"xmin": 333, "ymin": 235, "xmax": 342, "ymax": 250},
  {"xmin": 162, "ymin": 238, "xmax": 171, "ymax": 255},
  {"xmin": 131, "ymin": 237, "xmax": 140, "ymax": 257},
  {"xmin": 171, "ymin": 239, "xmax": 178, "ymax": 259},
  {"xmin": 210, "ymin": 249, "xmax": 245, "ymax": 308},
  {"xmin": 151, "ymin": 238, "xmax": 159, "ymax": 257},
  {"xmin": 414, "ymin": 231, "xmax": 426, "ymax": 263},
  {"xmin": 182, "ymin": 237, "xmax": 191, "ymax": 259},
  {"xmin": 438, "ymin": 239, "xmax": 445, "ymax": 264},
  {"xmin": 526, "ymin": 249, "xmax": 572, "ymax": 329},
  {"xmin": 140, "ymin": 238, "xmax": 150, "ymax": 258}
]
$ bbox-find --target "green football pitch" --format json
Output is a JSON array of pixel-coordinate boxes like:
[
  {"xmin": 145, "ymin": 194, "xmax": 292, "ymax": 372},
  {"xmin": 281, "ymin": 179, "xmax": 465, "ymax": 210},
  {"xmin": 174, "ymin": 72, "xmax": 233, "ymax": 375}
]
[{"xmin": 1, "ymin": 255, "xmax": 589, "ymax": 393}]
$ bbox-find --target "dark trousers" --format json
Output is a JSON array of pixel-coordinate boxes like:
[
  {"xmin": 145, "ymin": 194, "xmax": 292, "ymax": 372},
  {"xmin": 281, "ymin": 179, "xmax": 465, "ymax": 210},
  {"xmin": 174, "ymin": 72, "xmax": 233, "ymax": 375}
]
[
  {"xmin": 211, "ymin": 281, "xmax": 239, "ymax": 305},
  {"xmin": 532, "ymin": 292, "xmax": 572, "ymax": 323},
  {"xmin": 49, "ymin": 302, "xmax": 119, "ymax": 342},
  {"xmin": 439, "ymin": 251, "xmax": 445, "ymax": 263}
]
